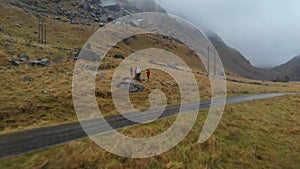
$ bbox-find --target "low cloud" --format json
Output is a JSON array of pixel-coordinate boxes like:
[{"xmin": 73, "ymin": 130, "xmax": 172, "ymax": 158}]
[{"xmin": 155, "ymin": 0, "xmax": 300, "ymax": 67}]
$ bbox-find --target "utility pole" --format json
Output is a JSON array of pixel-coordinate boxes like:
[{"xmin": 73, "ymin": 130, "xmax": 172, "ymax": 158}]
[
  {"xmin": 38, "ymin": 21, "xmax": 41, "ymax": 43},
  {"xmin": 38, "ymin": 20, "xmax": 47, "ymax": 44},
  {"xmin": 44, "ymin": 21, "xmax": 46, "ymax": 44},
  {"xmin": 207, "ymin": 45, "xmax": 210, "ymax": 76},
  {"xmin": 214, "ymin": 51, "xmax": 216, "ymax": 76}
]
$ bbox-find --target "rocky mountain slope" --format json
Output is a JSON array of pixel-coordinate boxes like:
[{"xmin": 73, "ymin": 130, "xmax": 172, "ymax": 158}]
[
  {"xmin": 6, "ymin": 0, "xmax": 298, "ymax": 82},
  {"xmin": 207, "ymin": 29, "xmax": 300, "ymax": 81},
  {"xmin": 271, "ymin": 54, "xmax": 300, "ymax": 81},
  {"xmin": 205, "ymin": 30, "xmax": 271, "ymax": 80},
  {"xmin": 8, "ymin": 0, "xmax": 142, "ymax": 25}
]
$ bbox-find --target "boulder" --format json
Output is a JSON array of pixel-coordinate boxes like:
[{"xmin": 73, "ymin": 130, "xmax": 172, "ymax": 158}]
[
  {"xmin": 23, "ymin": 77, "xmax": 33, "ymax": 82},
  {"xmin": 18, "ymin": 54, "xmax": 30, "ymax": 61},
  {"xmin": 123, "ymin": 38, "xmax": 131, "ymax": 45},
  {"xmin": 30, "ymin": 58, "xmax": 51, "ymax": 67},
  {"xmin": 8, "ymin": 58, "xmax": 21, "ymax": 66},
  {"xmin": 16, "ymin": 23, "xmax": 22, "ymax": 28},
  {"xmin": 41, "ymin": 90, "xmax": 50, "ymax": 94},
  {"xmin": 117, "ymin": 77, "xmax": 144, "ymax": 93},
  {"xmin": 114, "ymin": 54, "xmax": 125, "ymax": 59},
  {"xmin": 99, "ymin": 22, "xmax": 105, "ymax": 27}
]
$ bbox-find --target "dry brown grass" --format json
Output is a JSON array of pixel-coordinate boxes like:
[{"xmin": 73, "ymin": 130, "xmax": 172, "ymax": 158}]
[
  {"xmin": 1, "ymin": 0, "xmax": 300, "ymax": 134},
  {"xmin": 1, "ymin": 94, "xmax": 299, "ymax": 169}
]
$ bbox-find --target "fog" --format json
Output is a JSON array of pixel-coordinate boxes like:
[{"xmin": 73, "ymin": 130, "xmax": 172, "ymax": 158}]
[{"xmin": 155, "ymin": 0, "xmax": 300, "ymax": 68}]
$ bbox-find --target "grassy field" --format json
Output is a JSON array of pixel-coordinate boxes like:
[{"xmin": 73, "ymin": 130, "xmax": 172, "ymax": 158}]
[
  {"xmin": 1, "ymin": 94, "xmax": 299, "ymax": 169},
  {"xmin": 1, "ymin": 1, "xmax": 300, "ymax": 168},
  {"xmin": 1, "ymin": 0, "xmax": 300, "ymax": 133}
]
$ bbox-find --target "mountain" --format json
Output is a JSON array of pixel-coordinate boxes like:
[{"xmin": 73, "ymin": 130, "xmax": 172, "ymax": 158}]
[
  {"xmin": 271, "ymin": 55, "xmax": 300, "ymax": 81},
  {"xmin": 7, "ymin": 0, "xmax": 294, "ymax": 81},
  {"xmin": 205, "ymin": 31, "xmax": 270, "ymax": 80},
  {"xmin": 127, "ymin": 0, "xmax": 166, "ymax": 13},
  {"xmin": 9, "ymin": 0, "xmax": 142, "ymax": 24}
]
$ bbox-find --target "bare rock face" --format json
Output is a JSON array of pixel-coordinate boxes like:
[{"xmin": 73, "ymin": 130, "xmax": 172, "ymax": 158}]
[{"xmin": 10, "ymin": 0, "xmax": 142, "ymax": 25}]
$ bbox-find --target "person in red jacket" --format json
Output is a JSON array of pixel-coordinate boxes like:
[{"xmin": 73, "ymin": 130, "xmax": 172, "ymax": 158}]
[{"xmin": 146, "ymin": 69, "xmax": 151, "ymax": 80}]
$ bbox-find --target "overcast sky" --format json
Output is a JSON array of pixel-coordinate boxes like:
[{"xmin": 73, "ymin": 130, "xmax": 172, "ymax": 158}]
[{"xmin": 155, "ymin": 0, "xmax": 300, "ymax": 68}]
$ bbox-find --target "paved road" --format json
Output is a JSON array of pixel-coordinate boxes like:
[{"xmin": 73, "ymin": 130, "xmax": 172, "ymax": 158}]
[{"xmin": 0, "ymin": 93, "xmax": 297, "ymax": 159}]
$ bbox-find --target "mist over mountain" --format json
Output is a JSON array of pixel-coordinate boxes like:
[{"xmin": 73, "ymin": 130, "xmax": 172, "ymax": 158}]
[
  {"xmin": 205, "ymin": 31, "xmax": 269, "ymax": 80},
  {"xmin": 6, "ymin": 0, "xmax": 300, "ymax": 81},
  {"xmin": 127, "ymin": 0, "xmax": 166, "ymax": 13}
]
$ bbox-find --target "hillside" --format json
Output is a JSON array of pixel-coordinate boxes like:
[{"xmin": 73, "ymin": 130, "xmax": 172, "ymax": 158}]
[
  {"xmin": 8, "ymin": 0, "xmax": 143, "ymax": 24},
  {"xmin": 1, "ymin": 0, "xmax": 299, "ymax": 133},
  {"xmin": 1, "ymin": 1, "xmax": 300, "ymax": 168},
  {"xmin": 271, "ymin": 54, "xmax": 300, "ymax": 81},
  {"xmin": 205, "ymin": 31, "xmax": 271, "ymax": 80}
]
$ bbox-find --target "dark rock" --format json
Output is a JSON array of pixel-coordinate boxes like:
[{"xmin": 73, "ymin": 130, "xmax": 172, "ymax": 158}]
[
  {"xmin": 4, "ymin": 43, "xmax": 13, "ymax": 47},
  {"xmin": 98, "ymin": 64, "xmax": 116, "ymax": 70},
  {"xmin": 18, "ymin": 54, "xmax": 30, "ymax": 61},
  {"xmin": 30, "ymin": 58, "xmax": 51, "ymax": 67},
  {"xmin": 107, "ymin": 16, "xmax": 115, "ymax": 22},
  {"xmin": 123, "ymin": 38, "xmax": 131, "ymax": 45},
  {"xmin": 114, "ymin": 54, "xmax": 125, "ymax": 59},
  {"xmin": 23, "ymin": 77, "xmax": 33, "ymax": 82},
  {"xmin": 71, "ymin": 19, "xmax": 79, "ymax": 25},
  {"xmin": 99, "ymin": 22, "xmax": 105, "ymax": 27},
  {"xmin": 77, "ymin": 49, "xmax": 100, "ymax": 62},
  {"xmin": 8, "ymin": 58, "xmax": 21, "ymax": 66},
  {"xmin": 54, "ymin": 16, "xmax": 61, "ymax": 20},
  {"xmin": 272, "ymin": 76, "xmax": 290, "ymax": 83}
]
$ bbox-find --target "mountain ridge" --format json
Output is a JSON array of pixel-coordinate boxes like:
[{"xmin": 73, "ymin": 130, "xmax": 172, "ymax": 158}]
[{"xmin": 6, "ymin": 0, "xmax": 299, "ymax": 81}]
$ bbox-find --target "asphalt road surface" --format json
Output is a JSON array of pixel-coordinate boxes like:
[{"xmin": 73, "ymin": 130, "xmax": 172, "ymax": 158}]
[{"xmin": 0, "ymin": 93, "xmax": 297, "ymax": 159}]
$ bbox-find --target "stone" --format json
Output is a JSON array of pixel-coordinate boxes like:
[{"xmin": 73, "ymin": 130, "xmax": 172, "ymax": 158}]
[
  {"xmin": 123, "ymin": 38, "xmax": 131, "ymax": 45},
  {"xmin": 41, "ymin": 90, "xmax": 50, "ymax": 94},
  {"xmin": 18, "ymin": 54, "xmax": 30, "ymax": 61},
  {"xmin": 91, "ymin": 72, "xmax": 106, "ymax": 77},
  {"xmin": 4, "ymin": 43, "xmax": 13, "ymax": 47},
  {"xmin": 99, "ymin": 23, "xmax": 105, "ymax": 27},
  {"xmin": 8, "ymin": 58, "xmax": 21, "ymax": 66},
  {"xmin": 30, "ymin": 58, "xmax": 51, "ymax": 67},
  {"xmin": 117, "ymin": 77, "xmax": 144, "ymax": 93},
  {"xmin": 114, "ymin": 54, "xmax": 125, "ymax": 59},
  {"xmin": 16, "ymin": 23, "xmax": 22, "ymax": 28},
  {"xmin": 98, "ymin": 65, "xmax": 113, "ymax": 70},
  {"xmin": 23, "ymin": 77, "xmax": 33, "ymax": 82},
  {"xmin": 71, "ymin": 19, "xmax": 79, "ymax": 25}
]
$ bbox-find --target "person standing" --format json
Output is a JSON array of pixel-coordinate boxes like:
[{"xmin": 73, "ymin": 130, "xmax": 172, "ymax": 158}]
[
  {"xmin": 130, "ymin": 67, "xmax": 133, "ymax": 77},
  {"xmin": 146, "ymin": 69, "xmax": 151, "ymax": 79},
  {"xmin": 135, "ymin": 66, "xmax": 141, "ymax": 81}
]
